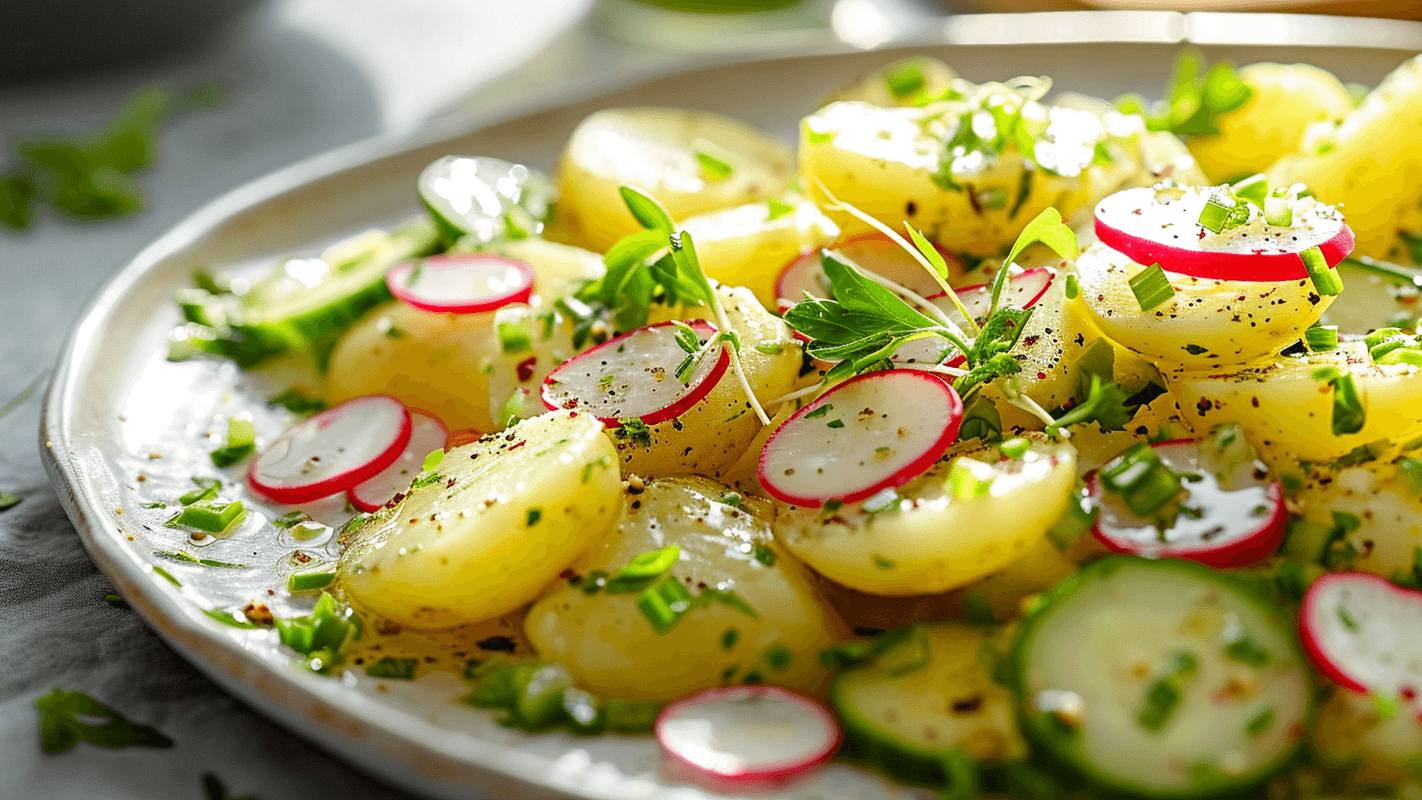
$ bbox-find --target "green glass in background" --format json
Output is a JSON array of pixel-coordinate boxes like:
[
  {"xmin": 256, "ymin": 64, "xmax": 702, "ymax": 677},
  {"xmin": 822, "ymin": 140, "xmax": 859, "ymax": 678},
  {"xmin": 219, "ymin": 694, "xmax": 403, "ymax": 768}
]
[{"xmin": 596, "ymin": 0, "xmax": 829, "ymax": 52}]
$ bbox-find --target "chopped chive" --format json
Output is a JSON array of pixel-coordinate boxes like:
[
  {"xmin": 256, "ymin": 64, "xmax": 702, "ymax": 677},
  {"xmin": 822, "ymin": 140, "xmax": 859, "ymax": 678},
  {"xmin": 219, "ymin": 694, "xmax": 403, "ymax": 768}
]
[
  {"xmin": 140, "ymin": 501, "xmax": 167, "ymax": 509},
  {"xmin": 884, "ymin": 62, "xmax": 927, "ymax": 99},
  {"xmin": 1128, "ymin": 264, "xmax": 1175, "ymax": 312},
  {"xmin": 525, "ymin": 508, "xmax": 542, "ymax": 526},
  {"xmin": 1065, "ymin": 273, "xmax": 1079, "ymax": 300},
  {"xmin": 752, "ymin": 542, "xmax": 777, "ymax": 567},
  {"xmin": 604, "ymin": 699, "xmax": 662, "ymax": 732},
  {"xmin": 753, "ymin": 341, "xmax": 784, "ymax": 355},
  {"xmin": 365, "ymin": 657, "xmax": 418, "ymax": 680},
  {"xmin": 605, "ymin": 545, "xmax": 680, "ymax": 593},
  {"xmin": 1245, "ymin": 705, "xmax": 1275, "ymax": 737},
  {"xmin": 766, "ymin": 198, "xmax": 795, "ymax": 220},
  {"xmin": 718, "ymin": 491, "xmax": 744, "ymax": 510},
  {"xmin": 179, "ymin": 477, "xmax": 220, "ymax": 506},
  {"xmin": 999, "ymin": 437, "xmax": 1030, "ymax": 459},
  {"xmin": 1198, "ymin": 196, "xmax": 1234, "ymax": 233},
  {"xmin": 1302, "ymin": 246, "xmax": 1343, "ymax": 296},
  {"xmin": 1223, "ymin": 634, "xmax": 1271, "ymax": 667},
  {"xmin": 153, "ymin": 550, "xmax": 246, "ymax": 569},
  {"xmin": 497, "ymin": 319, "xmax": 533, "ymax": 354},
  {"xmin": 805, "ymin": 404, "xmax": 832, "ymax": 419},
  {"xmin": 152, "ymin": 566, "xmax": 180, "ymax": 587},
  {"xmin": 1137, "ymin": 650, "xmax": 1198, "ymax": 731},
  {"xmin": 1232, "ymin": 174, "xmax": 1268, "ymax": 209},
  {"xmin": 826, "ymin": 418, "xmax": 845, "ymax": 429},
  {"xmin": 872, "ymin": 554, "xmax": 895, "ymax": 570},
  {"xmin": 1323, "ymin": 372, "xmax": 1366, "ymax": 436},
  {"xmin": 1099, "ymin": 443, "xmax": 1185, "ymax": 518},
  {"xmin": 695, "ymin": 151, "xmax": 734, "ymax": 180},
  {"xmin": 103, "ymin": 593, "xmax": 128, "ymax": 608},
  {"xmin": 762, "ymin": 643, "xmax": 794, "ymax": 673},
  {"xmin": 0, "ymin": 491, "xmax": 22, "ymax": 510},
  {"xmin": 210, "ymin": 418, "xmax": 256, "ymax": 468},
  {"xmin": 166, "ymin": 500, "xmax": 246, "ymax": 534},
  {"xmin": 636, "ymin": 578, "xmax": 694, "ymax": 633},
  {"xmin": 287, "ymin": 570, "xmax": 336, "ymax": 593},
  {"xmin": 722, "ymin": 628, "xmax": 739, "ymax": 650},
  {"xmin": 1304, "ymin": 325, "xmax": 1338, "ymax": 353},
  {"xmin": 1337, "ymin": 605, "xmax": 1360, "ymax": 633},
  {"xmin": 201, "ymin": 606, "xmax": 258, "ymax": 628}
]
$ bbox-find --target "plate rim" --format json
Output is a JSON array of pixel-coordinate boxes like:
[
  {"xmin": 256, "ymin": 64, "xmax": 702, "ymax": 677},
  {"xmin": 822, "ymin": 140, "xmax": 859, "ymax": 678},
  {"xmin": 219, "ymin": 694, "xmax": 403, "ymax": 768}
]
[{"xmin": 39, "ymin": 16, "xmax": 1422, "ymax": 800}]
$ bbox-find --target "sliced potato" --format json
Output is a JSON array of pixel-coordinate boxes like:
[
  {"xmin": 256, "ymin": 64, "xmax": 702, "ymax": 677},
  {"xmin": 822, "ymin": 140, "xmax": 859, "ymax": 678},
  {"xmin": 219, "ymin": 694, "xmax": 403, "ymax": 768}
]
[
  {"xmin": 1168, "ymin": 342, "xmax": 1422, "ymax": 465},
  {"xmin": 523, "ymin": 477, "xmax": 844, "ymax": 700},
  {"xmin": 625, "ymin": 285, "xmax": 806, "ymax": 478},
  {"xmin": 482, "ymin": 303, "xmax": 584, "ymax": 428},
  {"xmin": 821, "ymin": 56, "xmax": 959, "ymax": 108},
  {"xmin": 553, "ymin": 107, "xmax": 795, "ymax": 252},
  {"xmin": 325, "ymin": 300, "xmax": 497, "ymax": 431},
  {"xmin": 1314, "ymin": 686, "xmax": 1422, "ymax": 785},
  {"xmin": 1188, "ymin": 62, "xmax": 1355, "ymax": 182},
  {"xmin": 799, "ymin": 94, "xmax": 1134, "ymax": 257},
  {"xmin": 1075, "ymin": 241, "xmax": 1332, "ymax": 368},
  {"xmin": 1268, "ymin": 55, "xmax": 1422, "ymax": 260},
  {"xmin": 479, "ymin": 236, "xmax": 606, "ymax": 302},
  {"xmin": 1290, "ymin": 457, "xmax": 1422, "ymax": 580},
  {"xmin": 681, "ymin": 197, "xmax": 839, "ymax": 310},
  {"xmin": 774, "ymin": 439, "xmax": 1076, "ymax": 595},
  {"xmin": 337, "ymin": 410, "xmax": 622, "ymax": 629}
]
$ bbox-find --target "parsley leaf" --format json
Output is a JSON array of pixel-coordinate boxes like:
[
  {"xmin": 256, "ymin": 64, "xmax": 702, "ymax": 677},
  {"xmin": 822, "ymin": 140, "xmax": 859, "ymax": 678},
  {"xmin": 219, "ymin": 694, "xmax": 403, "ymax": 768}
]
[{"xmin": 35, "ymin": 688, "xmax": 173, "ymax": 753}]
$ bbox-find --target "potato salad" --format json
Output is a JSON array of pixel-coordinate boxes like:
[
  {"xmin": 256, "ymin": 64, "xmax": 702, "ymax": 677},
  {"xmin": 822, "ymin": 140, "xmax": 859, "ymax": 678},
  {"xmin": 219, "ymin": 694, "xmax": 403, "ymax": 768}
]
[{"xmin": 164, "ymin": 51, "xmax": 1422, "ymax": 798}]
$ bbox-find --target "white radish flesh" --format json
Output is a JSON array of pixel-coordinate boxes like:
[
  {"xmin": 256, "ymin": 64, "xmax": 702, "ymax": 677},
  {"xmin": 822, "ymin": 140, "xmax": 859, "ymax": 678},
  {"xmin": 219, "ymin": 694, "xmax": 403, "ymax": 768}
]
[
  {"xmin": 248, "ymin": 395, "xmax": 411, "ymax": 504},
  {"xmin": 540, "ymin": 320, "xmax": 728, "ymax": 426},
  {"xmin": 347, "ymin": 411, "xmax": 450, "ymax": 512},
  {"xmin": 1094, "ymin": 185, "xmax": 1353, "ymax": 282},
  {"xmin": 1302, "ymin": 572, "xmax": 1422, "ymax": 717},
  {"xmin": 656, "ymin": 687, "xmax": 841, "ymax": 782},
  {"xmin": 775, "ymin": 234, "xmax": 956, "ymax": 311},
  {"xmin": 386, "ymin": 255, "xmax": 534, "ymax": 314},
  {"xmin": 758, "ymin": 370, "xmax": 963, "ymax": 506},
  {"xmin": 1091, "ymin": 439, "xmax": 1286, "ymax": 569}
]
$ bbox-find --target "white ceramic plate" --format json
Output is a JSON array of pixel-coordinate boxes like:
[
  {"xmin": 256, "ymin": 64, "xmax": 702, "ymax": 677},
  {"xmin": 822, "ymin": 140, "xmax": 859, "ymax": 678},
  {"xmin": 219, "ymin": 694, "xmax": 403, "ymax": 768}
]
[{"xmin": 39, "ymin": 18, "xmax": 1422, "ymax": 800}]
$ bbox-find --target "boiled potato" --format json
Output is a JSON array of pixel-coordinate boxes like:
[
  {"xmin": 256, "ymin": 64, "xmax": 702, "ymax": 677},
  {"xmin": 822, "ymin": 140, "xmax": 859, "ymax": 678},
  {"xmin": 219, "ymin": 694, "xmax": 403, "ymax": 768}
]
[
  {"xmin": 477, "ymin": 236, "xmax": 605, "ymax": 302},
  {"xmin": 625, "ymin": 285, "xmax": 806, "ymax": 478},
  {"xmin": 554, "ymin": 107, "xmax": 795, "ymax": 252},
  {"xmin": 325, "ymin": 300, "xmax": 497, "ymax": 431},
  {"xmin": 1188, "ymin": 62, "xmax": 1355, "ymax": 182},
  {"xmin": 1075, "ymin": 241, "xmax": 1332, "ymax": 368},
  {"xmin": 1168, "ymin": 342, "xmax": 1422, "ymax": 465},
  {"xmin": 1269, "ymin": 55, "xmax": 1422, "ymax": 260},
  {"xmin": 523, "ymin": 476, "xmax": 844, "ymax": 700},
  {"xmin": 1066, "ymin": 392, "xmax": 1190, "ymax": 475},
  {"xmin": 1314, "ymin": 687, "xmax": 1422, "ymax": 785},
  {"xmin": 1290, "ymin": 457, "xmax": 1422, "ymax": 580},
  {"xmin": 681, "ymin": 197, "xmax": 840, "ymax": 310},
  {"xmin": 799, "ymin": 91, "xmax": 1134, "ymax": 257},
  {"xmin": 337, "ymin": 410, "xmax": 622, "ymax": 629},
  {"xmin": 773, "ymin": 438, "xmax": 1076, "ymax": 595},
  {"xmin": 821, "ymin": 56, "xmax": 959, "ymax": 108},
  {"xmin": 482, "ymin": 303, "xmax": 584, "ymax": 428}
]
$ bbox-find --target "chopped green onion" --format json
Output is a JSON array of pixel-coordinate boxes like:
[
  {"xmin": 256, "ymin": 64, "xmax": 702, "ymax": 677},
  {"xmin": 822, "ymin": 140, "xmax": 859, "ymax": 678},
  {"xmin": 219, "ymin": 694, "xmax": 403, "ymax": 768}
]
[
  {"xmin": 1304, "ymin": 325, "xmax": 1338, "ymax": 353},
  {"xmin": 1198, "ymin": 196, "xmax": 1234, "ymax": 233},
  {"xmin": 604, "ymin": 699, "xmax": 662, "ymax": 732},
  {"xmin": 884, "ymin": 62, "xmax": 927, "ymax": 99},
  {"xmin": 422, "ymin": 449, "xmax": 445, "ymax": 472},
  {"xmin": 766, "ymin": 198, "xmax": 794, "ymax": 220},
  {"xmin": 180, "ymin": 478, "xmax": 221, "ymax": 506},
  {"xmin": 0, "ymin": 491, "xmax": 20, "ymax": 511},
  {"xmin": 1302, "ymin": 246, "xmax": 1343, "ymax": 296},
  {"xmin": 497, "ymin": 319, "xmax": 532, "ymax": 354},
  {"xmin": 1232, "ymin": 173, "xmax": 1268, "ymax": 209},
  {"xmin": 1223, "ymin": 634, "xmax": 1271, "ymax": 667},
  {"xmin": 1245, "ymin": 705, "xmax": 1275, "ymax": 737},
  {"xmin": 722, "ymin": 628, "xmax": 739, "ymax": 650},
  {"xmin": 1315, "ymin": 371, "xmax": 1366, "ymax": 436},
  {"xmin": 166, "ymin": 500, "xmax": 245, "ymax": 533},
  {"xmin": 752, "ymin": 542, "xmax": 777, "ymax": 567},
  {"xmin": 1264, "ymin": 194, "xmax": 1293, "ymax": 227},
  {"xmin": 365, "ymin": 657, "xmax": 418, "ymax": 680},
  {"xmin": 636, "ymin": 578, "xmax": 694, "ymax": 633},
  {"xmin": 999, "ymin": 437, "xmax": 1030, "ymax": 459},
  {"xmin": 605, "ymin": 545, "xmax": 680, "ymax": 593},
  {"xmin": 210, "ymin": 418, "xmax": 255, "ymax": 467},
  {"xmin": 762, "ymin": 643, "xmax": 794, "ymax": 673},
  {"xmin": 1099, "ymin": 443, "xmax": 1185, "ymax": 518},
  {"xmin": 287, "ymin": 570, "xmax": 336, "ymax": 593},
  {"xmin": 805, "ymin": 404, "xmax": 832, "ymax": 419},
  {"xmin": 695, "ymin": 151, "xmax": 733, "ymax": 180},
  {"xmin": 1064, "ymin": 273, "xmax": 1080, "ymax": 300},
  {"xmin": 525, "ymin": 508, "xmax": 542, "ymax": 526},
  {"xmin": 1128, "ymin": 264, "xmax": 1176, "ymax": 312},
  {"xmin": 1137, "ymin": 650, "xmax": 1199, "ymax": 731}
]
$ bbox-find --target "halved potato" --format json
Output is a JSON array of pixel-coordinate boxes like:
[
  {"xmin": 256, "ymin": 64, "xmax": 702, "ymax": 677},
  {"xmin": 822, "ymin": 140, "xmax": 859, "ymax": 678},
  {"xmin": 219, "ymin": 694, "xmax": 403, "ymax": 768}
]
[
  {"xmin": 773, "ymin": 438, "xmax": 1076, "ymax": 595},
  {"xmin": 554, "ymin": 107, "xmax": 795, "ymax": 252},
  {"xmin": 524, "ymin": 476, "xmax": 844, "ymax": 700},
  {"xmin": 337, "ymin": 410, "xmax": 622, "ymax": 629},
  {"xmin": 681, "ymin": 197, "xmax": 839, "ymax": 310}
]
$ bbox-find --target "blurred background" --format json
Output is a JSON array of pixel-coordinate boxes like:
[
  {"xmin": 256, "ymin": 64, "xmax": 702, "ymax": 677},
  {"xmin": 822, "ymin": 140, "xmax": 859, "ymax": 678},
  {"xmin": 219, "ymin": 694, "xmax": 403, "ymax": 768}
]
[{"xmin": 1, "ymin": 1, "xmax": 1420, "ymax": 799}]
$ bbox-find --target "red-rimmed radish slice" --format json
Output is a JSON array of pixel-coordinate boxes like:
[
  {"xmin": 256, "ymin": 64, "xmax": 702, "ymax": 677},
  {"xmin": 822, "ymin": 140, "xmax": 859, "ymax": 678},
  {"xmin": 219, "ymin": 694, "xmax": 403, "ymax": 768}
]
[
  {"xmin": 346, "ymin": 410, "xmax": 450, "ymax": 512},
  {"xmin": 775, "ymin": 233, "xmax": 959, "ymax": 311},
  {"xmin": 1094, "ymin": 185, "xmax": 1354, "ymax": 282},
  {"xmin": 248, "ymin": 395, "xmax": 411, "ymax": 505},
  {"xmin": 656, "ymin": 686, "xmax": 841, "ymax": 783},
  {"xmin": 540, "ymin": 320, "xmax": 728, "ymax": 427},
  {"xmin": 890, "ymin": 267, "xmax": 1056, "ymax": 368},
  {"xmin": 758, "ymin": 370, "xmax": 963, "ymax": 507},
  {"xmin": 1089, "ymin": 438, "xmax": 1286, "ymax": 569},
  {"xmin": 1302, "ymin": 572, "xmax": 1422, "ymax": 717},
  {"xmin": 386, "ymin": 254, "xmax": 534, "ymax": 314}
]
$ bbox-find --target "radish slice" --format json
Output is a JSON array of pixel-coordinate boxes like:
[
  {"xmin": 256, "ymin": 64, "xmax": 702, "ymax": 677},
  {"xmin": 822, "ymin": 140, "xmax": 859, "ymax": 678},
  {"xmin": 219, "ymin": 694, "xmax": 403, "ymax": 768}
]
[
  {"xmin": 1094, "ymin": 185, "xmax": 1354, "ymax": 282},
  {"xmin": 1302, "ymin": 572, "xmax": 1422, "ymax": 717},
  {"xmin": 1089, "ymin": 439, "xmax": 1286, "ymax": 569},
  {"xmin": 758, "ymin": 370, "xmax": 963, "ymax": 507},
  {"xmin": 775, "ymin": 233, "xmax": 959, "ymax": 311},
  {"xmin": 248, "ymin": 395, "xmax": 411, "ymax": 505},
  {"xmin": 889, "ymin": 267, "xmax": 1056, "ymax": 368},
  {"xmin": 346, "ymin": 411, "xmax": 450, "ymax": 512},
  {"xmin": 656, "ymin": 686, "xmax": 841, "ymax": 783},
  {"xmin": 386, "ymin": 254, "xmax": 535, "ymax": 314},
  {"xmin": 540, "ymin": 320, "xmax": 728, "ymax": 427}
]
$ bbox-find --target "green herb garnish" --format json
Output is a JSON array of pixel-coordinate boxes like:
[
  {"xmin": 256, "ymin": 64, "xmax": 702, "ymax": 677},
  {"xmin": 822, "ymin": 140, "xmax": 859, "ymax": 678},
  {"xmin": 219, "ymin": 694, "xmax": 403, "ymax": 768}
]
[
  {"xmin": 35, "ymin": 688, "xmax": 173, "ymax": 753},
  {"xmin": 1129, "ymin": 264, "xmax": 1176, "ymax": 311},
  {"xmin": 210, "ymin": 417, "xmax": 256, "ymax": 467}
]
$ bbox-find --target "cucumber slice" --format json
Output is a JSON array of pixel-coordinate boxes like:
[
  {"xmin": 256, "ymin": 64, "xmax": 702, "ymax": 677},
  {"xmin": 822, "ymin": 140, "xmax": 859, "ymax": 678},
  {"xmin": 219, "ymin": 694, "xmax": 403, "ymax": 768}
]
[
  {"xmin": 1012, "ymin": 557, "xmax": 1312, "ymax": 799},
  {"xmin": 830, "ymin": 624, "xmax": 1026, "ymax": 787},
  {"xmin": 180, "ymin": 217, "xmax": 440, "ymax": 370},
  {"xmin": 418, "ymin": 156, "xmax": 557, "ymax": 245}
]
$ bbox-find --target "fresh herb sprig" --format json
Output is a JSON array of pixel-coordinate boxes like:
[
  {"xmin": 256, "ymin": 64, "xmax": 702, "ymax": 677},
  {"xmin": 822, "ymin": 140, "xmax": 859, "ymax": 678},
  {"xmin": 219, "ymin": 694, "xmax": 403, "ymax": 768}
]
[
  {"xmin": 782, "ymin": 200, "xmax": 1079, "ymax": 428},
  {"xmin": 569, "ymin": 186, "xmax": 770, "ymax": 425}
]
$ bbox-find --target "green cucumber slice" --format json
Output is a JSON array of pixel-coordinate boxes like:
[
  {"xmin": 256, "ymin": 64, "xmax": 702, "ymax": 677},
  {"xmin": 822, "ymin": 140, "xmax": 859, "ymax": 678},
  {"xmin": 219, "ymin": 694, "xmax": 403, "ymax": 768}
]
[
  {"xmin": 178, "ymin": 216, "xmax": 439, "ymax": 370},
  {"xmin": 830, "ymin": 624, "xmax": 1026, "ymax": 787},
  {"xmin": 1012, "ymin": 556, "xmax": 1311, "ymax": 799},
  {"xmin": 418, "ymin": 156, "xmax": 556, "ymax": 245}
]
